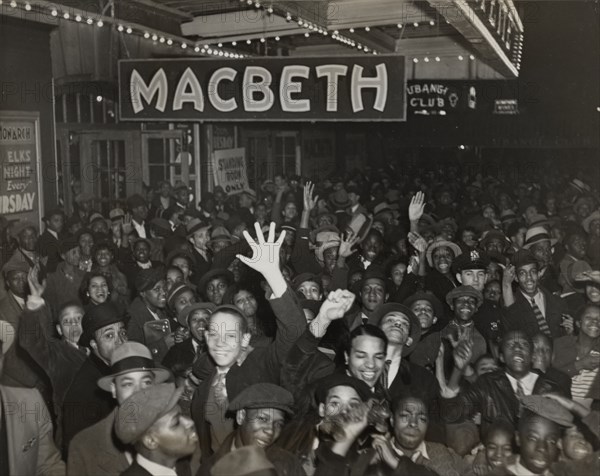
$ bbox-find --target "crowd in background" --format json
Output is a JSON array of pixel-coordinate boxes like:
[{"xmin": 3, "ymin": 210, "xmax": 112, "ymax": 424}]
[{"xmin": 0, "ymin": 157, "xmax": 599, "ymax": 476}]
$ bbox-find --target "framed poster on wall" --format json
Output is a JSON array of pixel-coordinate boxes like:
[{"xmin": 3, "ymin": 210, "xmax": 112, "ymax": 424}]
[{"xmin": 0, "ymin": 111, "xmax": 43, "ymax": 230}]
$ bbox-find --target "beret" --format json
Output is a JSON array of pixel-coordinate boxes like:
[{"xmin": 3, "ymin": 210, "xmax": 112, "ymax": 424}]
[
  {"xmin": 135, "ymin": 267, "xmax": 166, "ymax": 293},
  {"xmin": 520, "ymin": 395, "xmax": 574, "ymax": 428},
  {"xmin": 115, "ymin": 383, "xmax": 183, "ymax": 445},
  {"xmin": 403, "ymin": 291, "xmax": 444, "ymax": 320},
  {"xmin": 80, "ymin": 302, "xmax": 124, "ymax": 348},
  {"xmin": 198, "ymin": 268, "xmax": 234, "ymax": 294},
  {"xmin": 445, "ymin": 285, "xmax": 484, "ymax": 308},
  {"xmin": 315, "ymin": 373, "xmax": 372, "ymax": 404},
  {"xmin": 228, "ymin": 383, "xmax": 294, "ymax": 414}
]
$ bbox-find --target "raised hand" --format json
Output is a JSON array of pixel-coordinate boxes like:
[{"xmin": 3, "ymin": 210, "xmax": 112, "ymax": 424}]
[
  {"xmin": 303, "ymin": 181, "xmax": 319, "ymax": 212},
  {"xmin": 318, "ymin": 289, "xmax": 356, "ymax": 321},
  {"xmin": 372, "ymin": 434, "xmax": 399, "ymax": 469},
  {"xmin": 408, "ymin": 231, "xmax": 428, "ymax": 253},
  {"xmin": 408, "ymin": 191, "xmax": 426, "ymax": 222},
  {"xmin": 503, "ymin": 264, "xmax": 516, "ymax": 285},
  {"xmin": 121, "ymin": 213, "xmax": 133, "ymax": 236},
  {"xmin": 451, "ymin": 338, "xmax": 474, "ymax": 371},
  {"xmin": 339, "ymin": 231, "xmax": 360, "ymax": 258},
  {"xmin": 27, "ymin": 264, "xmax": 46, "ymax": 298},
  {"xmin": 560, "ymin": 314, "xmax": 574, "ymax": 335},
  {"xmin": 237, "ymin": 222, "xmax": 285, "ymax": 276}
]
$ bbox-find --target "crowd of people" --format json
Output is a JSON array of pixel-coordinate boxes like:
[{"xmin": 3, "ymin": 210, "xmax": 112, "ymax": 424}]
[{"xmin": 0, "ymin": 159, "xmax": 599, "ymax": 476}]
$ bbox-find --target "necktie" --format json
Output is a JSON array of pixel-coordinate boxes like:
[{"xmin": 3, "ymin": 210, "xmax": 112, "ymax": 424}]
[
  {"xmin": 515, "ymin": 379, "xmax": 525, "ymax": 398},
  {"xmin": 213, "ymin": 372, "xmax": 228, "ymax": 406},
  {"xmin": 382, "ymin": 360, "xmax": 391, "ymax": 389},
  {"xmin": 529, "ymin": 298, "xmax": 551, "ymax": 337}
]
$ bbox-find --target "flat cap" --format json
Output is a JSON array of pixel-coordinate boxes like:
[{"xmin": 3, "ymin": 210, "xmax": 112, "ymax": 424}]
[
  {"xmin": 115, "ymin": 383, "xmax": 183, "ymax": 445},
  {"xmin": 315, "ymin": 373, "xmax": 371, "ymax": 404},
  {"xmin": 446, "ymin": 285, "xmax": 484, "ymax": 308},
  {"xmin": 178, "ymin": 302, "xmax": 216, "ymax": 327},
  {"xmin": 403, "ymin": 291, "xmax": 444, "ymax": 320},
  {"xmin": 292, "ymin": 272, "xmax": 320, "ymax": 290},
  {"xmin": 520, "ymin": 395, "xmax": 574, "ymax": 427},
  {"xmin": 135, "ymin": 267, "xmax": 166, "ymax": 293},
  {"xmin": 80, "ymin": 302, "xmax": 124, "ymax": 348},
  {"xmin": 228, "ymin": 383, "xmax": 294, "ymax": 414},
  {"xmin": 109, "ymin": 208, "xmax": 125, "ymax": 221},
  {"xmin": 211, "ymin": 446, "xmax": 276, "ymax": 476},
  {"xmin": 1, "ymin": 254, "xmax": 30, "ymax": 276},
  {"xmin": 10, "ymin": 220, "xmax": 37, "ymax": 238}
]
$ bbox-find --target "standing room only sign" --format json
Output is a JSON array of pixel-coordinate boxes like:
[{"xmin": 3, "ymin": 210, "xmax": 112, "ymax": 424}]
[{"xmin": 118, "ymin": 55, "xmax": 406, "ymax": 122}]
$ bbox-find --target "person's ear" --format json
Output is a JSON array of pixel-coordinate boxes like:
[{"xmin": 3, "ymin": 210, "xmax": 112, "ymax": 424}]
[
  {"xmin": 499, "ymin": 352, "xmax": 505, "ymax": 365},
  {"xmin": 406, "ymin": 337, "xmax": 413, "ymax": 347},
  {"xmin": 89, "ymin": 339, "xmax": 98, "ymax": 353},
  {"xmin": 432, "ymin": 316, "xmax": 438, "ymax": 325},
  {"xmin": 385, "ymin": 293, "xmax": 389, "ymax": 302},
  {"xmin": 557, "ymin": 438, "xmax": 563, "ymax": 451},
  {"xmin": 318, "ymin": 403, "xmax": 325, "ymax": 418},
  {"xmin": 56, "ymin": 324, "xmax": 63, "ymax": 337},
  {"xmin": 515, "ymin": 431, "xmax": 520, "ymax": 448},
  {"xmin": 110, "ymin": 381, "xmax": 117, "ymax": 399},
  {"xmin": 456, "ymin": 274, "xmax": 463, "ymax": 284},
  {"xmin": 344, "ymin": 351, "xmax": 349, "ymax": 365},
  {"xmin": 236, "ymin": 409, "xmax": 246, "ymax": 426},
  {"xmin": 142, "ymin": 431, "xmax": 158, "ymax": 450}
]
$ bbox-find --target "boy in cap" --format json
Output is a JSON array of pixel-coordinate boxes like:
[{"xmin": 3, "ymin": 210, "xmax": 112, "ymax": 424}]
[
  {"xmin": 68, "ymin": 342, "xmax": 171, "ymax": 476},
  {"xmin": 62, "ymin": 302, "xmax": 128, "ymax": 452},
  {"xmin": 198, "ymin": 383, "xmax": 303, "ymax": 476},
  {"xmin": 504, "ymin": 250, "xmax": 569, "ymax": 339},
  {"xmin": 186, "ymin": 218, "xmax": 212, "ymax": 281},
  {"xmin": 442, "ymin": 285, "xmax": 487, "ymax": 367},
  {"xmin": 190, "ymin": 223, "xmax": 306, "ymax": 460},
  {"xmin": 506, "ymin": 395, "xmax": 573, "ymax": 475},
  {"xmin": 115, "ymin": 383, "xmax": 198, "ymax": 476}
]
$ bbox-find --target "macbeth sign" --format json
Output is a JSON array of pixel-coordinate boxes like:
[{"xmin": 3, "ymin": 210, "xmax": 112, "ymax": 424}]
[
  {"xmin": 0, "ymin": 111, "xmax": 42, "ymax": 226},
  {"xmin": 118, "ymin": 56, "xmax": 406, "ymax": 122}
]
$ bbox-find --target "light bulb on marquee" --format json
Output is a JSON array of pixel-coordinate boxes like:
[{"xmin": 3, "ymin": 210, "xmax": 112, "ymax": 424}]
[
  {"xmin": 63, "ymin": 12, "xmax": 70, "ymax": 19},
  {"xmin": 24, "ymin": 2, "xmax": 31, "ymax": 11},
  {"xmin": 97, "ymin": 20, "xmax": 103, "ymax": 27},
  {"xmin": 51, "ymin": 8, "xmax": 58, "ymax": 16},
  {"xmin": 75, "ymin": 15, "xmax": 82, "ymax": 22},
  {"xmin": 126, "ymin": 27, "xmax": 132, "ymax": 34}
]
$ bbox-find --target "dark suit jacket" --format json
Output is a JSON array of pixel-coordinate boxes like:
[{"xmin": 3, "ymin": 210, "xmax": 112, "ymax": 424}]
[
  {"xmin": 120, "ymin": 461, "xmax": 152, "ymax": 476},
  {"xmin": 68, "ymin": 409, "xmax": 130, "ymax": 476},
  {"xmin": 127, "ymin": 297, "xmax": 170, "ymax": 362},
  {"xmin": 162, "ymin": 338, "xmax": 198, "ymax": 379},
  {"xmin": 62, "ymin": 354, "xmax": 114, "ymax": 456},
  {"xmin": 190, "ymin": 288, "xmax": 306, "ymax": 460},
  {"xmin": 441, "ymin": 369, "xmax": 566, "ymax": 436},
  {"xmin": 504, "ymin": 288, "xmax": 568, "ymax": 339},
  {"xmin": 38, "ymin": 229, "xmax": 62, "ymax": 273}
]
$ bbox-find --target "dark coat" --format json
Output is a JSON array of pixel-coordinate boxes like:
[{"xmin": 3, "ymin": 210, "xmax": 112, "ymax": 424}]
[
  {"xmin": 473, "ymin": 299, "xmax": 504, "ymax": 345},
  {"xmin": 67, "ymin": 409, "xmax": 130, "ymax": 476},
  {"xmin": 120, "ymin": 461, "xmax": 152, "ymax": 476},
  {"xmin": 190, "ymin": 287, "xmax": 306, "ymax": 460},
  {"xmin": 19, "ymin": 302, "xmax": 88, "ymax": 449},
  {"xmin": 162, "ymin": 338, "xmax": 198, "ymax": 379},
  {"xmin": 61, "ymin": 353, "xmax": 114, "ymax": 456},
  {"xmin": 0, "ymin": 293, "xmax": 47, "ymax": 389},
  {"xmin": 504, "ymin": 288, "xmax": 568, "ymax": 339},
  {"xmin": 126, "ymin": 297, "xmax": 171, "ymax": 362},
  {"xmin": 440, "ymin": 369, "xmax": 566, "ymax": 436},
  {"xmin": 197, "ymin": 430, "xmax": 305, "ymax": 476},
  {"xmin": 553, "ymin": 335, "xmax": 600, "ymax": 399},
  {"xmin": 43, "ymin": 262, "xmax": 86, "ymax": 317},
  {"xmin": 38, "ymin": 229, "xmax": 62, "ymax": 273}
]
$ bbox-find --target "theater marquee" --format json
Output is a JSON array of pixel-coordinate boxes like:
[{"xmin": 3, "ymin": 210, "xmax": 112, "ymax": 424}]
[{"xmin": 118, "ymin": 56, "xmax": 406, "ymax": 122}]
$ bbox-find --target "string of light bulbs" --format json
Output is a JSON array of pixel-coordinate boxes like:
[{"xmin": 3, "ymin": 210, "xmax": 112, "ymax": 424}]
[{"xmin": 0, "ymin": 0, "xmax": 248, "ymax": 58}]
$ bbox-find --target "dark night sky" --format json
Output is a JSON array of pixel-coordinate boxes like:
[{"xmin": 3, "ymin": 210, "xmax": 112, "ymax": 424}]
[{"xmin": 518, "ymin": 1, "xmax": 599, "ymax": 121}]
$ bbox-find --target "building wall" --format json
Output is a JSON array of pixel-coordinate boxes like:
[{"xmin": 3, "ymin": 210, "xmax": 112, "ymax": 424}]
[{"xmin": 0, "ymin": 16, "xmax": 57, "ymax": 208}]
